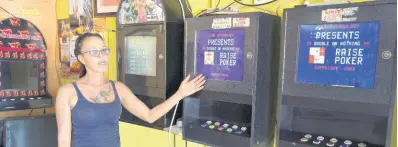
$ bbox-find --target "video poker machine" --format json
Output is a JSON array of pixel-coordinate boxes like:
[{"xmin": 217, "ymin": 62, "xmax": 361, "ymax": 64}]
[
  {"xmin": 116, "ymin": 0, "xmax": 192, "ymax": 129},
  {"xmin": 182, "ymin": 12, "xmax": 280, "ymax": 147},
  {"xmin": 277, "ymin": 1, "xmax": 396, "ymax": 147},
  {"xmin": 0, "ymin": 17, "xmax": 51, "ymax": 111}
]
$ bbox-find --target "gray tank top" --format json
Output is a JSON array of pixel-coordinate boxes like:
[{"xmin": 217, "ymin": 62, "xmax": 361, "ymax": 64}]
[{"xmin": 71, "ymin": 81, "xmax": 122, "ymax": 147}]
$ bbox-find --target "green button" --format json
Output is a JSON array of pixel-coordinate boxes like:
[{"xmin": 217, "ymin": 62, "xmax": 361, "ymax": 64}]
[
  {"xmin": 227, "ymin": 128, "xmax": 233, "ymax": 133},
  {"xmin": 209, "ymin": 125, "xmax": 215, "ymax": 129}
]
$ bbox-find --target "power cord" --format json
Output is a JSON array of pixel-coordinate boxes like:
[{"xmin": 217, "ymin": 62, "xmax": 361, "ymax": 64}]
[
  {"xmin": 168, "ymin": 1, "xmax": 185, "ymax": 146},
  {"xmin": 28, "ymin": 109, "xmax": 33, "ymax": 116},
  {"xmin": 183, "ymin": 0, "xmax": 193, "ymax": 14},
  {"xmin": 215, "ymin": 0, "xmax": 221, "ymax": 8},
  {"xmin": 233, "ymin": 0, "xmax": 276, "ymax": 6},
  {"xmin": 0, "ymin": 6, "xmax": 16, "ymax": 17},
  {"xmin": 195, "ymin": 0, "xmax": 241, "ymax": 17}
]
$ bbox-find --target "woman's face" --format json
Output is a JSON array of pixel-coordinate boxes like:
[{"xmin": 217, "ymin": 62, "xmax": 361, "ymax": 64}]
[{"xmin": 78, "ymin": 36, "xmax": 109, "ymax": 73}]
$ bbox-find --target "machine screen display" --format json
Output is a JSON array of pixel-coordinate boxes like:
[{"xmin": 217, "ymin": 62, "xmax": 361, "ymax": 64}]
[
  {"xmin": 125, "ymin": 36, "xmax": 157, "ymax": 77},
  {"xmin": 296, "ymin": 22, "xmax": 380, "ymax": 88},
  {"xmin": 1, "ymin": 61, "xmax": 38, "ymax": 91},
  {"xmin": 196, "ymin": 29, "xmax": 245, "ymax": 82}
]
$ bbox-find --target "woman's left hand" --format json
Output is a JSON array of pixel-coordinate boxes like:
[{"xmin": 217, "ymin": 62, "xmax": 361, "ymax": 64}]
[{"xmin": 177, "ymin": 74, "xmax": 206, "ymax": 98}]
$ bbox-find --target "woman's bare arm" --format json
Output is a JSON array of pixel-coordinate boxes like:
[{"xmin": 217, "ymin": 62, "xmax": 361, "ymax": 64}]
[
  {"xmin": 55, "ymin": 85, "xmax": 73, "ymax": 147},
  {"xmin": 117, "ymin": 75, "xmax": 205, "ymax": 123}
]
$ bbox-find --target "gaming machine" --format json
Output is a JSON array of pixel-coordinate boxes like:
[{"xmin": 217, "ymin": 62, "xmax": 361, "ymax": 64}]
[
  {"xmin": 277, "ymin": 1, "xmax": 396, "ymax": 147},
  {"xmin": 116, "ymin": 0, "xmax": 192, "ymax": 129},
  {"xmin": 182, "ymin": 12, "xmax": 280, "ymax": 147},
  {"xmin": 0, "ymin": 17, "xmax": 52, "ymax": 111}
]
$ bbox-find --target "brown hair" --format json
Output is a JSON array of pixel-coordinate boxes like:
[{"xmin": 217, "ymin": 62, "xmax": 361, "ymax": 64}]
[{"xmin": 73, "ymin": 33, "xmax": 104, "ymax": 78}]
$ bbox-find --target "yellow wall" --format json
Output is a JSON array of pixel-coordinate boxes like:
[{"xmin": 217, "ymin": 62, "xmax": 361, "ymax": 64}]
[{"xmin": 207, "ymin": 0, "xmax": 303, "ymax": 16}]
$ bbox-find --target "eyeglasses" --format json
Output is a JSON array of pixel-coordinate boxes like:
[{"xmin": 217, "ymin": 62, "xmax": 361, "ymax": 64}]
[{"xmin": 80, "ymin": 48, "xmax": 110, "ymax": 57}]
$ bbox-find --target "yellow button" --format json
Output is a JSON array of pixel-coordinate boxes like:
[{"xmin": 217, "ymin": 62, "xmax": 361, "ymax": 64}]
[{"xmin": 300, "ymin": 137, "xmax": 309, "ymax": 142}]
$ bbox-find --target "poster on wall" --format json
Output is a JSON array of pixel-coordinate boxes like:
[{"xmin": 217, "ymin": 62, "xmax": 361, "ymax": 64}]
[
  {"xmin": 69, "ymin": 0, "xmax": 93, "ymax": 32},
  {"xmin": 59, "ymin": 0, "xmax": 97, "ymax": 80},
  {"xmin": 94, "ymin": 0, "xmax": 121, "ymax": 17},
  {"xmin": 296, "ymin": 22, "xmax": 380, "ymax": 89},
  {"xmin": 118, "ymin": 0, "xmax": 164, "ymax": 24},
  {"xmin": 196, "ymin": 29, "xmax": 245, "ymax": 82},
  {"xmin": 58, "ymin": 19, "xmax": 82, "ymax": 80}
]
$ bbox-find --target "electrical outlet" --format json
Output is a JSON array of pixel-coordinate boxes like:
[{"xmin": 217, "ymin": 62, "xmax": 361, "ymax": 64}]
[{"xmin": 254, "ymin": 0, "xmax": 276, "ymax": 4}]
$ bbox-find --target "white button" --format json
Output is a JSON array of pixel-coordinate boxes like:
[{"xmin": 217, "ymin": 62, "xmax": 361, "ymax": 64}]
[
  {"xmin": 305, "ymin": 134, "xmax": 312, "ymax": 138},
  {"xmin": 214, "ymin": 122, "xmax": 220, "ymax": 126},
  {"xmin": 241, "ymin": 127, "xmax": 247, "ymax": 131},
  {"xmin": 206, "ymin": 121, "xmax": 212, "ymax": 125},
  {"xmin": 358, "ymin": 143, "xmax": 366, "ymax": 147},
  {"xmin": 344, "ymin": 140, "xmax": 352, "ymax": 145},
  {"xmin": 232, "ymin": 125, "xmax": 238, "ymax": 130},
  {"xmin": 317, "ymin": 136, "xmax": 324, "ymax": 141},
  {"xmin": 330, "ymin": 138, "xmax": 338, "ymax": 143},
  {"xmin": 223, "ymin": 124, "xmax": 229, "ymax": 128}
]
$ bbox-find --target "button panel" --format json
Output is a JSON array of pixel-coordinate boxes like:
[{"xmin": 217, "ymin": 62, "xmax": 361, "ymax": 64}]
[
  {"xmin": 200, "ymin": 120, "xmax": 250, "ymax": 137},
  {"xmin": 278, "ymin": 130, "xmax": 383, "ymax": 147}
]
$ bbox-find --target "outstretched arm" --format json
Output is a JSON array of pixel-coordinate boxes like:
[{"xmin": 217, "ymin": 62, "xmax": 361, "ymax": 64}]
[{"xmin": 117, "ymin": 75, "xmax": 205, "ymax": 123}]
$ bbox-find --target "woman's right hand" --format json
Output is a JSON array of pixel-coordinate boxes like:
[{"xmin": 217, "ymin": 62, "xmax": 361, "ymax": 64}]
[{"xmin": 176, "ymin": 74, "xmax": 206, "ymax": 99}]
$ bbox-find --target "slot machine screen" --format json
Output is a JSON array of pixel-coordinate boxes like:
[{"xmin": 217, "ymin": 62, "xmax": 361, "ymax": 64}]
[
  {"xmin": 125, "ymin": 35, "xmax": 157, "ymax": 77},
  {"xmin": 296, "ymin": 22, "xmax": 380, "ymax": 88},
  {"xmin": 1, "ymin": 61, "xmax": 38, "ymax": 91},
  {"xmin": 195, "ymin": 28, "xmax": 245, "ymax": 82}
]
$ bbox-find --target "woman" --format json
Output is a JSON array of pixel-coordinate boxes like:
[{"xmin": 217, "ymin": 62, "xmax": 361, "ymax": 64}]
[{"xmin": 55, "ymin": 33, "xmax": 205, "ymax": 147}]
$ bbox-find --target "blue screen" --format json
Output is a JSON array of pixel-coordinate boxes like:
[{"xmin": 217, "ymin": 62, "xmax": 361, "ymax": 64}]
[
  {"xmin": 296, "ymin": 22, "xmax": 380, "ymax": 88},
  {"xmin": 196, "ymin": 29, "xmax": 245, "ymax": 82}
]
